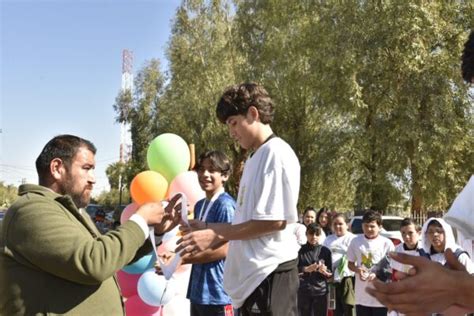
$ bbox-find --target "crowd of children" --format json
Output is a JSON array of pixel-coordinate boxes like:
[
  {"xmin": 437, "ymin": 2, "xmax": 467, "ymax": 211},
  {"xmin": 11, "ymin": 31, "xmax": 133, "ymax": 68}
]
[
  {"xmin": 185, "ymin": 146, "xmax": 474, "ymax": 316},
  {"xmin": 293, "ymin": 209, "xmax": 474, "ymax": 316}
]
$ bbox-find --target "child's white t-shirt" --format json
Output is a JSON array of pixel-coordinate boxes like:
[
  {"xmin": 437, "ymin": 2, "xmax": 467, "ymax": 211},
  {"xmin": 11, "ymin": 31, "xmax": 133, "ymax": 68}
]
[
  {"xmin": 347, "ymin": 234, "xmax": 394, "ymax": 307},
  {"xmin": 390, "ymin": 242, "xmax": 421, "ymax": 273},
  {"xmin": 223, "ymin": 137, "xmax": 300, "ymax": 308},
  {"xmin": 323, "ymin": 232, "xmax": 356, "ymax": 282}
]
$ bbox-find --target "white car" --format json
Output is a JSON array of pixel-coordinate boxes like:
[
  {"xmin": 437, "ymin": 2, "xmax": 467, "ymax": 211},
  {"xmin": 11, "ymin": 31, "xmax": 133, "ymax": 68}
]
[{"xmin": 349, "ymin": 215, "xmax": 404, "ymax": 245}]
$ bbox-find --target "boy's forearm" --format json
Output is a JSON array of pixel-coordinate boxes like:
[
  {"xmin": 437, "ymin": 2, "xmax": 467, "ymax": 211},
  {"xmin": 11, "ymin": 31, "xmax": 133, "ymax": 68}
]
[
  {"xmin": 181, "ymin": 243, "xmax": 228, "ymax": 264},
  {"xmin": 348, "ymin": 261, "xmax": 359, "ymax": 273},
  {"xmin": 209, "ymin": 219, "xmax": 286, "ymax": 241}
]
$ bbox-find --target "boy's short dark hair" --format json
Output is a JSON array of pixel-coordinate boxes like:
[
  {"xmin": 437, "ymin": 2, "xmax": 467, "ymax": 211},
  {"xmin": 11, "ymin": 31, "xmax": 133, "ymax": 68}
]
[
  {"xmin": 400, "ymin": 217, "xmax": 421, "ymax": 231},
  {"xmin": 427, "ymin": 219, "xmax": 443, "ymax": 229},
  {"xmin": 216, "ymin": 82, "xmax": 274, "ymax": 124},
  {"xmin": 306, "ymin": 223, "xmax": 322, "ymax": 236},
  {"xmin": 362, "ymin": 210, "xmax": 382, "ymax": 226},
  {"xmin": 36, "ymin": 134, "xmax": 96, "ymax": 182},
  {"xmin": 331, "ymin": 212, "xmax": 348, "ymax": 224},
  {"xmin": 303, "ymin": 206, "xmax": 316, "ymax": 216},
  {"xmin": 462, "ymin": 30, "xmax": 474, "ymax": 82},
  {"xmin": 194, "ymin": 150, "xmax": 232, "ymax": 178}
]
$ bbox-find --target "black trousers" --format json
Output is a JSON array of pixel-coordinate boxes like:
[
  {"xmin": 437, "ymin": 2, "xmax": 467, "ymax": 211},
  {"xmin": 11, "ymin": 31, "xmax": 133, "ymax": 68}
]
[
  {"xmin": 298, "ymin": 294, "xmax": 327, "ymax": 316},
  {"xmin": 240, "ymin": 259, "xmax": 299, "ymax": 316},
  {"xmin": 355, "ymin": 305, "xmax": 387, "ymax": 316}
]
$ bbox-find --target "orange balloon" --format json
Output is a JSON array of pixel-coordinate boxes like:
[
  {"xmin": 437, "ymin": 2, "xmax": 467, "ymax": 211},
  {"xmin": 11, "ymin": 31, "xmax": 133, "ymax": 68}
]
[{"xmin": 130, "ymin": 171, "xmax": 168, "ymax": 205}]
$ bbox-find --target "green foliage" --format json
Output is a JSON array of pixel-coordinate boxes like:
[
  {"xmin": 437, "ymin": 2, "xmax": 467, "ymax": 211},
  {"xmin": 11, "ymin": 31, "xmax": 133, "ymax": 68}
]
[
  {"xmin": 95, "ymin": 188, "xmax": 130, "ymax": 211},
  {"xmin": 159, "ymin": 0, "xmax": 246, "ymax": 195},
  {"xmin": 112, "ymin": 59, "xmax": 166, "ymax": 188},
  {"xmin": 230, "ymin": 0, "xmax": 473, "ymax": 213},
  {"xmin": 0, "ymin": 182, "xmax": 18, "ymax": 208},
  {"xmin": 108, "ymin": 0, "xmax": 473, "ymax": 215},
  {"xmin": 105, "ymin": 161, "xmax": 127, "ymax": 189}
]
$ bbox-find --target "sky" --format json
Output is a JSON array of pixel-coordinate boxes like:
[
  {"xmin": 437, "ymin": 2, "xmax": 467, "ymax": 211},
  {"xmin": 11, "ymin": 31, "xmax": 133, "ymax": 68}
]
[{"xmin": 1, "ymin": 0, "xmax": 181, "ymax": 196}]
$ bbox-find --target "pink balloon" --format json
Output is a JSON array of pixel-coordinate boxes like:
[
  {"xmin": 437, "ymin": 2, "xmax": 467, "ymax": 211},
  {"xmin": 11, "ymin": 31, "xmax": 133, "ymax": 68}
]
[
  {"xmin": 125, "ymin": 295, "xmax": 162, "ymax": 316},
  {"xmin": 120, "ymin": 203, "xmax": 139, "ymax": 224},
  {"xmin": 168, "ymin": 171, "xmax": 205, "ymax": 213},
  {"xmin": 116, "ymin": 270, "xmax": 140, "ymax": 298}
]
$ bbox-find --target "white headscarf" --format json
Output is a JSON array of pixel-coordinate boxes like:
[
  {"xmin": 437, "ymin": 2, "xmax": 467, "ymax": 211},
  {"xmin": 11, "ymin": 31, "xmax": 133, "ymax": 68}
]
[{"xmin": 421, "ymin": 217, "xmax": 459, "ymax": 254}]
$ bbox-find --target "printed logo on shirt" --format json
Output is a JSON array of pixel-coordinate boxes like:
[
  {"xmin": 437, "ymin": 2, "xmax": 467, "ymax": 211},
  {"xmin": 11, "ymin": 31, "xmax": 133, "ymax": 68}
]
[{"xmin": 361, "ymin": 252, "xmax": 374, "ymax": 269}]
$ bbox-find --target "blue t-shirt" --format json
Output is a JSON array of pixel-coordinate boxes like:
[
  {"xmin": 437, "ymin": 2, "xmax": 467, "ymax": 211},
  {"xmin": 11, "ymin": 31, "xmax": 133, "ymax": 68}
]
[{"xmin": 186, "ymin": 192, "xmax": 236, "ymax": 305}]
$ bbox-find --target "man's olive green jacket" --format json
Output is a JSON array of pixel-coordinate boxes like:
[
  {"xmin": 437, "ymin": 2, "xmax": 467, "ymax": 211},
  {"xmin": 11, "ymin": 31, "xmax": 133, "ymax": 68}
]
[{"xmin": 0, "ymin": 184, "xmax": 152, "ymax": 315}]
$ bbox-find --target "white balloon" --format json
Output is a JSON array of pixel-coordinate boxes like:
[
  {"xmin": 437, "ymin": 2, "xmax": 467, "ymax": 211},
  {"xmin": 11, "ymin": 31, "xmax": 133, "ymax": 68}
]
[{"xmin": 137, "ymin": 271, "xmax": 175, "ymax": 306}]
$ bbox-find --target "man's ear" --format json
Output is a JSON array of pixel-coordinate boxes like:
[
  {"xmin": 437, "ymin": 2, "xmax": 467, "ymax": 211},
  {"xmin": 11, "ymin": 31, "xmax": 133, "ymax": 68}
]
[{"xmin": 50, "ymin": 158, "xmax": 66, "ymax": 180}]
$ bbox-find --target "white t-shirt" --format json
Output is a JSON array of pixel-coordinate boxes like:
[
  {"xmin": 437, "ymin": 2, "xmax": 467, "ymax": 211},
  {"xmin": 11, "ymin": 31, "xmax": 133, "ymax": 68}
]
[
  {"xmin": 291, "ymin": 222, "xmax": 307, "ymax": 247},
  {"xmin": 347, "ymin": 234, "xmax": 394, "ymax": 307},
  {"xmin": 390, "ymin": 242, "xmax": 421, "ymax": 274},
  {"xmin": 323, "ymin": 232, "xmax": 356, "ymax": 282},
  {"xmin": 223, "ymin": 137, "xmax": 300, "ymax": 308}
]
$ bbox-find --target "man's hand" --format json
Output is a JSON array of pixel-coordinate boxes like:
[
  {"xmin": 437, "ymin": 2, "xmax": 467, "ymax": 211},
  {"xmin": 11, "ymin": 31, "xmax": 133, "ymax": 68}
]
[
  {"xmin": 135, "ymin": 202, "xmax": 165, "ymax": 225},
  {"xmin": 366, "ymin": 251, "xmax": 464, "ymax": 315},
  {"xmin": 154, "ymin": 194, "xmax": 183, "ymax": 234},
  {"xmin": 175, "ymin": 229, "xmax": 219, "ymax": 256}
]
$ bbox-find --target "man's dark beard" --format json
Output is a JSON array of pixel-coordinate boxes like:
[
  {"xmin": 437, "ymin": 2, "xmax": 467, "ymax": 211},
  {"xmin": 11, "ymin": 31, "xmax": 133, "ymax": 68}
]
[
  {"xmin": 62, "ymin": 174, "xmax": 90, "ymax": 209},
  {"xmin": 69, "ymin": 191, "xmax": 90, "ymax": 209}
]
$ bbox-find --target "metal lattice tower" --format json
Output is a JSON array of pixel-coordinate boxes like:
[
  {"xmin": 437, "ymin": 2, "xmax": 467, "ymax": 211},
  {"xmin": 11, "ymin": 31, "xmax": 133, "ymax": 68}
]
[{"xmin": 120, "ymin": 49, "xmax": 133, "ymax": 163}]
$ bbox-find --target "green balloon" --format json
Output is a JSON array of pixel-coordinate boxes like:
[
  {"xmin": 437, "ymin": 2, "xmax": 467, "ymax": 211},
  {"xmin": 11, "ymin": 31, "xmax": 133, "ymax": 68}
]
[{"xmin": 147, "ymin": 133, "xmax": 190, "ymax": 183}]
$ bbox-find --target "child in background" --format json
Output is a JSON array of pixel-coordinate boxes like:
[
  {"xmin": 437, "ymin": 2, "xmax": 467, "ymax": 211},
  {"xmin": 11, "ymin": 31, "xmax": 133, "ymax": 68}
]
[
  {"xmin": 323, "ymin": 213, "xmax": 356, "ymax": 316},
  {"xmin": 303, "ymin": 207, "xmax": 317, "ymax": 226},
  {"xmin": 298, "ymin": 223, "xmax": 333, "ymax": 316},
  {"xmin": 390, "ymin": 218, "xmax": 423, "ymax": 280},
  {"xmin": 347, "ymin": 210, "xmax": 394, "ymax": 316},
  {"xmin": 421, "ymin": 218, "xmax": 474, "ymax": 274},
  {"xmin": 317, "ymin": 207, "xmax": 332, "ymax": 236},
  {"xmin": 182, "ymin": 150, "xmax": 236, "ymax": 316}
]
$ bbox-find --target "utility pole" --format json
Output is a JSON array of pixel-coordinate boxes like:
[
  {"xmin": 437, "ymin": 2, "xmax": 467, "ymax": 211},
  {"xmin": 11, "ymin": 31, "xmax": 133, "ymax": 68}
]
[{"xmin": 119, "ymin": 49, "xmax": 133, "ymax": 206}]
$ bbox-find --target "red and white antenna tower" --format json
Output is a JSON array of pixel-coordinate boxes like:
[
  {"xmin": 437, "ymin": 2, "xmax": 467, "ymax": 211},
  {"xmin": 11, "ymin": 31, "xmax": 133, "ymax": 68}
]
[{"xmin": 120, "ymin": 49, "xmax": 133, "ymax": 163}]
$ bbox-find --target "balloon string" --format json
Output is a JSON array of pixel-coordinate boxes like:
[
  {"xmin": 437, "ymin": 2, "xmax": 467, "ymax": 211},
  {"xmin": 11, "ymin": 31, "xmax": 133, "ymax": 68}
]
[
  {"xmin": 160, "ymin": 280, "xmax": 169, "ymax": 306},
  {"xmin": 152, "ymin": 192, "xmax": 188, "ymax": 280}
]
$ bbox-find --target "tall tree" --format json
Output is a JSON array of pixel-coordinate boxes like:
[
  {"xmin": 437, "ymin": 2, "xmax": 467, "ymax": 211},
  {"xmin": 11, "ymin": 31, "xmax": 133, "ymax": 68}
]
[
  {"xmin": 112, "ymin": 59, "xmax": 166, "ymax": 188},
  {"xmin": 158, "ymin": 0, "xmax": 245, "ymax": 194},
  {"xmin": 0, "ymin": 182, "xmax": 18, "ymax": 208}
]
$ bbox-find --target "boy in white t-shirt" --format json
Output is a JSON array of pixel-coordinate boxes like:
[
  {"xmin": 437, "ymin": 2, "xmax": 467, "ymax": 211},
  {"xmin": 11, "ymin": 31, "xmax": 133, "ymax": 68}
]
[
  {"xmin": 390, "ymin": 218, "xmax": 423, "ymax": 281},
  {"xmin": 347, "ymin": 210, "xmax": 394, "ymax": 316},
  {"xmin": 177, "ymin": 83, "xmax": 301, "ymax": 315}
]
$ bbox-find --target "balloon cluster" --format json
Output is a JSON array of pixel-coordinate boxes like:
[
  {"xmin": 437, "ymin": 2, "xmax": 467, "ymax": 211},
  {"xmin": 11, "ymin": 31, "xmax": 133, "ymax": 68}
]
[{"xmin": 117, "ymin": 133, "xmax": 205, "ymax": 316}]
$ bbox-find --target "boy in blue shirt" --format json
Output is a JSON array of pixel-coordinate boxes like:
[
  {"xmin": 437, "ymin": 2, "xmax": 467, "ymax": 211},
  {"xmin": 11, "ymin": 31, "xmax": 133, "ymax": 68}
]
[{"xmin": 182, "ymin": 150, "xmax": 236, "ymax": 316}]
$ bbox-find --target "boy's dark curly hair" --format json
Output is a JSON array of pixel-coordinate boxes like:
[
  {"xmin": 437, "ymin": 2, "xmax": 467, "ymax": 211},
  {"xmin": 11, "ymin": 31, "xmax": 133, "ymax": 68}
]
[
  {"xmin": 462, "ymin": 30, "xmax": 474, "ymax": 83},
  {"xmin": 216, "ymin": 82, "xmax": 274, "ymax": 124}
]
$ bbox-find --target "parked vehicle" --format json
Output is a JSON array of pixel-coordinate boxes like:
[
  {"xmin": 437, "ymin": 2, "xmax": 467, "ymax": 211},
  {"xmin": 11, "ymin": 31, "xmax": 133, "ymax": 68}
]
[
  {"xmin": 349, "ymin": 215, "xmax": 403, "ymax": 245},
  {"xmin": 85, "ymin": 204, "xmax": 114, "ymax": 233}
]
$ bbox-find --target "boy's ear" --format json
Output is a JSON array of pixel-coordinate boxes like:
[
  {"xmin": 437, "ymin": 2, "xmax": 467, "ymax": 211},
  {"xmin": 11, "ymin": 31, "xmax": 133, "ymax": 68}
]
[
  {"xmin": 221, "ymin": 173, "xmax": 230, "ymax": 183},
  {"xmin": 247, "ymin": 105, "xmax": 260, "ymax": 122}
]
